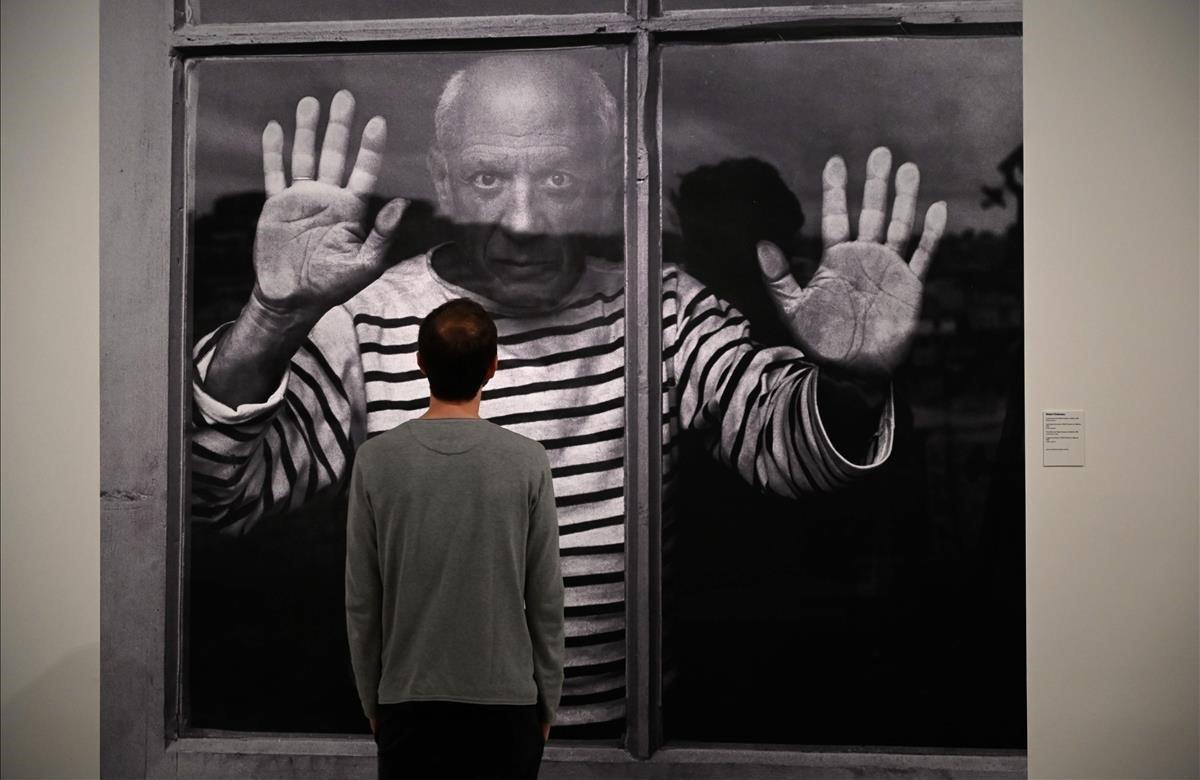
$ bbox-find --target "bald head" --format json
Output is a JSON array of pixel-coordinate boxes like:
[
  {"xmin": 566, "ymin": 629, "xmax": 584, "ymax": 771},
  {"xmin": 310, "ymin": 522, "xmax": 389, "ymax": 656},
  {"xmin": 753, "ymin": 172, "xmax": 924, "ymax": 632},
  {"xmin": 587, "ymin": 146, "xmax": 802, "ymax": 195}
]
[
  {"xmin": 434, "ymin": 54, "xmax": 620, "ymax": 156},
  {"xmin": 426, "ymin": 54, "xmax": 622, "ymax": 311}
]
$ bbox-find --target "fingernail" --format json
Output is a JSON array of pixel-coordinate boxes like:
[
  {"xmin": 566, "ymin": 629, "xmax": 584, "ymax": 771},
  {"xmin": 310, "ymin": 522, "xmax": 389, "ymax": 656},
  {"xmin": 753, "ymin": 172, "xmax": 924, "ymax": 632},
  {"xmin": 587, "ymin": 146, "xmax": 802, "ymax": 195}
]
[
  {"xmin": 756, "ymin": 242, "xmax": 786, "ymax": 277},
  {"xmin": 824, "ymin": 156, "xmax": 846, "ymax": 185},
  {"xmin": 868, "ymin": 147, "xmax": 892, "ymax": 175}
]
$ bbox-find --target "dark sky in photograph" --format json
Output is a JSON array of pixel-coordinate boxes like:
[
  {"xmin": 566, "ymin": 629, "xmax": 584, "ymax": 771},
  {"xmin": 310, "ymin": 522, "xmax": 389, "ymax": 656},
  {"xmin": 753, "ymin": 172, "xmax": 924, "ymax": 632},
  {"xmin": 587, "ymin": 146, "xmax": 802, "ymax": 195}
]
[
  {"xmin": 662, "ymin": 38, "xmax": 1022, "ymax": 234},
  {"xmin": 194, "ymin": 37, "xmax": 1020, "ymax": 235}
]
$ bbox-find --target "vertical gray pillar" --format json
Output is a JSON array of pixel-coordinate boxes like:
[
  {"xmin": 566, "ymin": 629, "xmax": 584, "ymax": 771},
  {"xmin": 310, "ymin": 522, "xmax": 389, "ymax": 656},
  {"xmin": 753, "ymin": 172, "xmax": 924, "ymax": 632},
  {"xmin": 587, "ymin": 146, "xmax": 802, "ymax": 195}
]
[{"xmin": 100, "ymin": 0, "xmax": 177, "ymax": 776}]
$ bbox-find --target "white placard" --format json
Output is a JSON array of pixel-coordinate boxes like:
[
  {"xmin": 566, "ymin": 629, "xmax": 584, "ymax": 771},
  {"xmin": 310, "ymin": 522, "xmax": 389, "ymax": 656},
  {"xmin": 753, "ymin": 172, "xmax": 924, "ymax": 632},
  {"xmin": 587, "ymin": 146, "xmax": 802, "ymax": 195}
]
[{"xmin": 1043, "ymin": 410, "xmax": 1085, "ymax": 467}]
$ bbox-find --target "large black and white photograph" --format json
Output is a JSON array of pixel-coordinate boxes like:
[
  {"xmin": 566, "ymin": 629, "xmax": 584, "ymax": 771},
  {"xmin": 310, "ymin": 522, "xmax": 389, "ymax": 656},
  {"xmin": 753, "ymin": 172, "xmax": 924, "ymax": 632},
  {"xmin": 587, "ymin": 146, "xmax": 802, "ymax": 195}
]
[
  {"xmin": 186, "ymin": 8, "xmax": 1024, "ymax": 756},
  {"xmin": 189, "ymin": 48, "xmax": 632, "ymax": 739},
  {"xmin": 660, "ymin": 38, "xmax": 1024, "ymax": 746}
]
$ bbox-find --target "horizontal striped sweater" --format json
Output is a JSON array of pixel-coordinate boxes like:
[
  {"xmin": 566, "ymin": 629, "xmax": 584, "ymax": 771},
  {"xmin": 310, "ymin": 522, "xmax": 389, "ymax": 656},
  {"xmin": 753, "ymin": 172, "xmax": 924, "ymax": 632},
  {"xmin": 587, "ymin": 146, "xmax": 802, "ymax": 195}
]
[{"xmin": 191, "ymin": 252, "xmax": 894, "ymax": 727}]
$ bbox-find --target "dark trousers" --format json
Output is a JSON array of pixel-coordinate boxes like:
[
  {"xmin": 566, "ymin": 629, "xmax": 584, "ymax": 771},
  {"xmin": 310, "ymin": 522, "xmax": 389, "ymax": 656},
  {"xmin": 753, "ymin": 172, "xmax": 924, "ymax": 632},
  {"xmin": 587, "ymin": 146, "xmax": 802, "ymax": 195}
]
[{"xmin": 375, "ymin": 701, "xmax": 544, "ymax": 780}]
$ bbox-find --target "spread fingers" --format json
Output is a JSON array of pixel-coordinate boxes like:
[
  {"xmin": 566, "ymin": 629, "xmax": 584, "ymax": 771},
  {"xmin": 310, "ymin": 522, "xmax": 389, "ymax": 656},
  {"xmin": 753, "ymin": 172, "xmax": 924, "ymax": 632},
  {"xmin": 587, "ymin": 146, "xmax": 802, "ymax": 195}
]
[
  {"xmin": 909, "ymin": 201, "xmax": 947, "ymax": 281},
  {"xmin": 290, "ymin": 96, "xmax": 320, "ymax": 181},
  {"xmin": 317, "ymin": 89, "xmax": 356, "ymax": 185},
  {"xmin": 885, "ymin": 162, "xmax": 920, "ymax": 255},
  {"xmin": 857, "ymin": 146, "xmax": 891, "ymax": 243}
]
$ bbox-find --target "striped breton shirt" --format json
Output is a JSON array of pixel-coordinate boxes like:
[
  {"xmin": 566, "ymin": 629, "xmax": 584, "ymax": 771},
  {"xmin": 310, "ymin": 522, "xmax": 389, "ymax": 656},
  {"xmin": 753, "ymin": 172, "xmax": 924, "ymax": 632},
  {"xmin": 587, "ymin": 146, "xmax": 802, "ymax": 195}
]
[{"xmin": 191, "ymin": 251, "xmax": 895, "ymax": 728}]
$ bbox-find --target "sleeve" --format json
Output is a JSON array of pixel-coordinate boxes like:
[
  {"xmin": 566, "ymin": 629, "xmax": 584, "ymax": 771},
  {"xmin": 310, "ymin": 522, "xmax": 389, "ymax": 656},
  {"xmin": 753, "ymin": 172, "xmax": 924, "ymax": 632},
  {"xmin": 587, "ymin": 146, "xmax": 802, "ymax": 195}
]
[
  {"xmin": 525, "ymin": 450, "xmax": 565, "ymax": 725},
  {"xmin": 189, "ymin": 305, "xmax": 367, "ymax": 535},
  {"xmin": 344, "ymin": 454, "xmax": 383, "ymax": 720},
  {"xmin": 663, "ymin": 266, "xmax": 894, "ymax": 499}
]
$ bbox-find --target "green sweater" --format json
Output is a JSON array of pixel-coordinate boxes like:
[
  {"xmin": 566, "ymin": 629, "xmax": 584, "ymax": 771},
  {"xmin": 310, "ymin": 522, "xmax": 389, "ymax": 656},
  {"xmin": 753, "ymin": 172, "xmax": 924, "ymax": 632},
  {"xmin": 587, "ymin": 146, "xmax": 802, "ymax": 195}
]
[{"xmin": 345, "ymin": 418, "xmax": 564, "ymax": 724}]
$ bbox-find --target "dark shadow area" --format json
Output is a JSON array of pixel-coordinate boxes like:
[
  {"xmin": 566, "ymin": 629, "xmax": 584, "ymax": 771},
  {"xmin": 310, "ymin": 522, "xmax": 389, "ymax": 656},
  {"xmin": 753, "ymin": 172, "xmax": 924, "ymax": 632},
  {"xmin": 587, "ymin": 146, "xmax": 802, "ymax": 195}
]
[
  {"xmin": 661, "ymin": 153, "xmax": 1025, "ymax": 748},
  {"xmin": 189, "ymin": 491, "xmax": 364, "ymax": 733},
  {"xmin": 666, "ymin": 157, "xmax": 808, "ymax": 348}
]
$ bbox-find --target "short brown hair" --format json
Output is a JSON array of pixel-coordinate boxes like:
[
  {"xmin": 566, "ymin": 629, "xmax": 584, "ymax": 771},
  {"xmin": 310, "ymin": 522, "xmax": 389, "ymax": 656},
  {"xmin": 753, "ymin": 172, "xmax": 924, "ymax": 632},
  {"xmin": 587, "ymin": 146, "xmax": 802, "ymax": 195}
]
[{"xmin": 417, "ymin": 299, "xmax": 497, "ymax": 401}]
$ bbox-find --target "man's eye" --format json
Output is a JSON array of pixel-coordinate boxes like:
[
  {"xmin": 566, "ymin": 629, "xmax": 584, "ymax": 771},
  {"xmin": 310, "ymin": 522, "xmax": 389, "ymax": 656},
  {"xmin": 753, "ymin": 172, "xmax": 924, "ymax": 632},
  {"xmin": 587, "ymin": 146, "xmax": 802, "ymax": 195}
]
[
  {"xmin": 471, "ymin": 173, "xmax": 502, "ymax": 189},
  {"xmin": 544, "ymin": 172, "xmax": 574, "ymax": 190}
]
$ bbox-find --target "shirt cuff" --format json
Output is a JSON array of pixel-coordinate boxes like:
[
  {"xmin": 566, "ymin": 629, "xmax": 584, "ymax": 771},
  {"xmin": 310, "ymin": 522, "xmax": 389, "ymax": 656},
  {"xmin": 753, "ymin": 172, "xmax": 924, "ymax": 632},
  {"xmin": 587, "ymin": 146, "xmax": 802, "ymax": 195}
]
[
  {"xmin": 808, "ymin": 371, "xmax": 895, "ymax": 474},
  {"xmin": 193, "ymin": 372, "xmax": 289, "ymax": 425},
  {"xmin": 536, "ymin": 696, "xmax": 556, "ymax": 726}
]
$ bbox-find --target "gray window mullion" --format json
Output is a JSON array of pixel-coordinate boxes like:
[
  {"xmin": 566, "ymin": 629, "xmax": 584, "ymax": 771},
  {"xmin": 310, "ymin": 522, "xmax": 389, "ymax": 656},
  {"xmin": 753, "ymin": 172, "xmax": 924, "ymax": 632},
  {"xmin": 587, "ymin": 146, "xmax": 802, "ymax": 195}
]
[
  {"xmin": 173, "ymin": 14, "xmax": 639, "ymax": 47},
  {"xmin": 646, "ymin": 33, "xmax": 664, "ymax": 757},
  {"xmin": 655, "ymin": 0, "xmax": 1021, "ymax": 28},
  {"xmin": 168, "ymin": 55, "xmax": 199, "ymax": 743},
  {"xmin": 623, "ymin": 27, "xmax": 662, "ymax": 761},
  {"xmin": 170, "ymin": 2, "xmax": 1019, "ymax": 52}
]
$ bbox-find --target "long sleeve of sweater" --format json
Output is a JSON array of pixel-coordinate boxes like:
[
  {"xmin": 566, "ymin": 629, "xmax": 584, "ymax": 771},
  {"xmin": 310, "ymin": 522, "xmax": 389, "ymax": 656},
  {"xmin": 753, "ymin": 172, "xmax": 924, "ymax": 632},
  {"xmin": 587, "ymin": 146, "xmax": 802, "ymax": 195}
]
[
  {"xmin": 345, "ymin": 458, "xmax": 382, "ymax": 720},
  {"xmin": 526, "ymin": 455, "xmax": 565, "ymax": 725}
]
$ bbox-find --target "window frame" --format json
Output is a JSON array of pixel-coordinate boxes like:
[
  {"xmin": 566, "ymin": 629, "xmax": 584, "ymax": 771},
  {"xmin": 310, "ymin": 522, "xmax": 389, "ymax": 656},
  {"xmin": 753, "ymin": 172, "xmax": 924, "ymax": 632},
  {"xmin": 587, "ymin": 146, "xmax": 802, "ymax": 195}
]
[{"xmin": 99, "ymin": 0, "xmax": 1027, "ymax": 776}]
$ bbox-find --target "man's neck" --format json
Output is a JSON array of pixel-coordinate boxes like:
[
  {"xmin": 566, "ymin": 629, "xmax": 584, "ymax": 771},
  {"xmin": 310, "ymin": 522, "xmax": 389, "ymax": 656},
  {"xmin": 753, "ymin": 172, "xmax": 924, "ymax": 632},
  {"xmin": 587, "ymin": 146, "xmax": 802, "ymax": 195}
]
[{"xmin": 421, "ymin": 394, "xmax": 483, "ymax": 419}]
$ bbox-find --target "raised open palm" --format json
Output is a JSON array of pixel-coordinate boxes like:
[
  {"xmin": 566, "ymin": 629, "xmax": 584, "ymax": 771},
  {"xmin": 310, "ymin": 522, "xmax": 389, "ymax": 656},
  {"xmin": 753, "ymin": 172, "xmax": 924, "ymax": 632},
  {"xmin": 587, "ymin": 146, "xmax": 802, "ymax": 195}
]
[
  {"xmin": 756, "ymin": 147, "xmax": 947, "ymax": 378},
  {"xmin": 253, "ymin": 89, "xmax": 407, "ymax": 320}
]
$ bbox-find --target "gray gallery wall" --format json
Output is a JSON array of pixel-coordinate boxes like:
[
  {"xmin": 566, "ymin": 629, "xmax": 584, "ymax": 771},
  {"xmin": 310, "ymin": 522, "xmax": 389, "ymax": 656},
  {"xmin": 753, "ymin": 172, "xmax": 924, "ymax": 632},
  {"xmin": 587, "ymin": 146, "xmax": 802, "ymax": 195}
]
[
  {"xmin": 1, "ymin": 0, "xmax": 1197, "ymax": 778},
  {"xmin": 1023, "ymin": 2, "xmax": 1198, "ymax": 777},
  {"xmin": 1, "ymin": 1, "xmax": 101, "ymax": 778}
]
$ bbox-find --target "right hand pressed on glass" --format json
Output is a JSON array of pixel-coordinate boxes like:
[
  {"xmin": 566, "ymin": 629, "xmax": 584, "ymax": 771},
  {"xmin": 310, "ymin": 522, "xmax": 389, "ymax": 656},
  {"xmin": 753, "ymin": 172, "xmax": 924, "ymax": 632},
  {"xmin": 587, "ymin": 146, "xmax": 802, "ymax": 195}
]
[
  {"xmin": 254, "ymin": 89, "xmax": 408, "ymax": 323},
  {"xmin": 756, "ymin": 147, "xmax": 947, "ymax": 379}
]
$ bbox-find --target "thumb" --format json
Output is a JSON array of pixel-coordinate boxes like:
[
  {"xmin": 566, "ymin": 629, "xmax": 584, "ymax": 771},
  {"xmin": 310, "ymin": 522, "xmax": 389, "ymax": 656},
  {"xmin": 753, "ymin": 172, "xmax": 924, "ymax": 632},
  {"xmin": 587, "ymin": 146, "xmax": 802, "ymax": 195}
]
[
  {"xmin": 358, "ymin": 197, "xmax": 409, "ymax": 270},
  {"xmin": 756, "ymin": 240, "xmax": 803, "ymax": 307}
]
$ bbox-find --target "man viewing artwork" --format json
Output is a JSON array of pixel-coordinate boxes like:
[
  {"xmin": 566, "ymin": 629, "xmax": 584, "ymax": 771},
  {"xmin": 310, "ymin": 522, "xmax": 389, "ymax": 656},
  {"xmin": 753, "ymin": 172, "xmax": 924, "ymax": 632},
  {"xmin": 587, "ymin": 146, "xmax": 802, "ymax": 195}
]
[
  {"xmin": 345, "ymin": 298, "xmax": 563, "ymax": 778},
  {"xmin": 191, "ymin": 52, "xmax": 946, "ymax": 736}
]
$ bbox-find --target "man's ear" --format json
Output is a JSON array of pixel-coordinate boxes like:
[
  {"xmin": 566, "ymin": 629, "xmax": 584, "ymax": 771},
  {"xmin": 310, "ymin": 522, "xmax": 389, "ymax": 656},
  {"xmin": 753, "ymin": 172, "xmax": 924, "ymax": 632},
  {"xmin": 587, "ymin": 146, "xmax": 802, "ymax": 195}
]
[
  {"xmin": 427, "ymin": 148, "xmax": 452, "ymax": 212},
  {"xmin": 416, "ymin": 351, "xmax": 427, "ymax": 376},
  {"xmin": 483, "ymin": 355, "xmax": 498, "ymax": 382}
]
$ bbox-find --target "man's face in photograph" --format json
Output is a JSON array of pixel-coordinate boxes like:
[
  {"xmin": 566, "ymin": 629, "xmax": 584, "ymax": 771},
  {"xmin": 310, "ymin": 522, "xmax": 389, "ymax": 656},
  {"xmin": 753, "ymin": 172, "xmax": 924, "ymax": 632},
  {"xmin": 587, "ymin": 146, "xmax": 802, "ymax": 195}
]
[{"xmin": 430, "ymin": 57, "xmax": 617, "ymax": 310}]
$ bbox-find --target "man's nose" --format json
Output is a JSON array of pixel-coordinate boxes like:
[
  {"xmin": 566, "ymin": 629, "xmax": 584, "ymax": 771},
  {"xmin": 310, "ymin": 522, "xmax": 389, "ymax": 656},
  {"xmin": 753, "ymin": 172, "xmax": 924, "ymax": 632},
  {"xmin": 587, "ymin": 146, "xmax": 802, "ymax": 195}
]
[{"xmin": 499, "ymin": 179, "xmax": 542, "ymax": 239}]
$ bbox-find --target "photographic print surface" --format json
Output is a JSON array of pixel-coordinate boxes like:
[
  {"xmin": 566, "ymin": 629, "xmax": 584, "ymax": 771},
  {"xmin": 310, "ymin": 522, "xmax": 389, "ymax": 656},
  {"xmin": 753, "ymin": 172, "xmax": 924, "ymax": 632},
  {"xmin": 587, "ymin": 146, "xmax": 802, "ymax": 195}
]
[
  {"xmin": 188, "ymin": 48, "xmax": 628, "ymax": 737},
  {"xmin": 660, "ymin": 37, "xmax": 1024, "ymax": 747},
  {"xmin": 185, "ymin": 27, "xmax": 1025, "ymax": 752}
]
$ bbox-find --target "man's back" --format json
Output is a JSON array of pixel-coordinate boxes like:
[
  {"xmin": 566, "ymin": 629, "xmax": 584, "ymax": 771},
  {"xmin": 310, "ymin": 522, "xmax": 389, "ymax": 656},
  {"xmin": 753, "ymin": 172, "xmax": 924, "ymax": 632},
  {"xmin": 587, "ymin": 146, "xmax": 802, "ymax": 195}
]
[{"xmin": 345, "ymin": 418, "xmax": 564, "ymax": 724}]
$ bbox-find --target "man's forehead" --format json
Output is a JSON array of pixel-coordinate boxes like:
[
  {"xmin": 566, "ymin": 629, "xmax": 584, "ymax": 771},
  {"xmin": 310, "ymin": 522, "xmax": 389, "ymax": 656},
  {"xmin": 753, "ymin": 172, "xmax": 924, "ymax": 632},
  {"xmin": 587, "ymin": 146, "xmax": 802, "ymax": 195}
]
[
  {"xmin": 457, "ymin": 78, "xmax": 589, "ymax": 135},
  {"xmin": 457, "ymin": 139, "xmax": 581, "ymax": 157},
  {"xmin": 462, "ymin": 55, "xmax": 588, "ymax": 100}
]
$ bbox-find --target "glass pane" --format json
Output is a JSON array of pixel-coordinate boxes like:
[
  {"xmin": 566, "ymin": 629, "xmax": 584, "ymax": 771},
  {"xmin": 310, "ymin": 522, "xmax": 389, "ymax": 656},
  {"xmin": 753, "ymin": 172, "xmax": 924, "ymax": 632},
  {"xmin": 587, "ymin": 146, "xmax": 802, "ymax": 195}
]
[
  {"xmin": 194, "ymin": 0, "xmax": 617, "ymax": 24},
  {"xmin": 668, "ymin": 0, "xmax": 993, "ymax": 9},
  {"xmin": 660, "ymin": 38, "xmax": 1023, "ymax": 747},
  {"xmin": 189, "ymin": 49, "xmax": 628, "ymax": 743}
]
